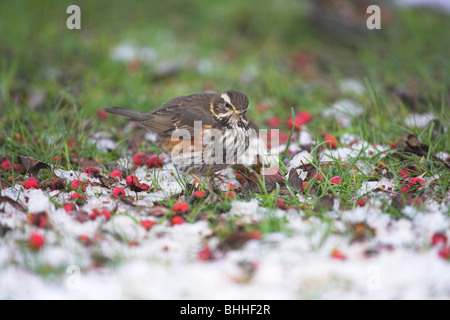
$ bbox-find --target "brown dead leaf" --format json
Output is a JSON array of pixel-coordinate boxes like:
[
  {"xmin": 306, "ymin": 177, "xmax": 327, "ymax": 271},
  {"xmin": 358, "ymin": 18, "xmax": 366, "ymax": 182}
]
[
  {"xmin": 217, "ymin": 230, "xmax": 261, "ymax": 251},
  {"xmin": 0, "ymin": 196, "xmax": 25, "ymax": 212},
  {"xmin": 146, "ymin": 205, "xmax": 169, "ymax": 217},
  {"xmin": 98, "ymin": 176, "xmax": 116, "ymax": 189},
  {"xmin": 16, "ymin": 155, "xmax": 50, "ymax": 175},
  {"xmin": 287, "ymin": 168, "xmax": 303, "ymax": 191}
]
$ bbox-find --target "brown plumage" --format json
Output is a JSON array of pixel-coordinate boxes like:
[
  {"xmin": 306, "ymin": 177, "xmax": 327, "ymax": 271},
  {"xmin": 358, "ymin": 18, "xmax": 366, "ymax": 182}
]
[{"xmin": 105, "ymin": 89, "xmax": 252, "ymax": 175}]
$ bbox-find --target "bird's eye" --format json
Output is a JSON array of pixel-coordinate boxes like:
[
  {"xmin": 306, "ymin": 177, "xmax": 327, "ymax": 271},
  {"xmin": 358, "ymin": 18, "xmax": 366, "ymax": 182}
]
[{"xmin": 225, "ymin": 103, "xmax": 232, "ymax": 109}]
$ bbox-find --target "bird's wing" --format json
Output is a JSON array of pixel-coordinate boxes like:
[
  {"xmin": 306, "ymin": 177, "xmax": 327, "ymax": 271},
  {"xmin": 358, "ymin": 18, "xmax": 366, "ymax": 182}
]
[{"xmin": 137, "ymin": 93, "xmax": 220, "ymax": 137}]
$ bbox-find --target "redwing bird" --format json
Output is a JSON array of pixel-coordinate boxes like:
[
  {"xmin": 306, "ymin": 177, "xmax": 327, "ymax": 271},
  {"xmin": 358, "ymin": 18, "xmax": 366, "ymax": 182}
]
[{"xmin": 105, "ymin": 89, "xmax": 252, "ymax": 177}]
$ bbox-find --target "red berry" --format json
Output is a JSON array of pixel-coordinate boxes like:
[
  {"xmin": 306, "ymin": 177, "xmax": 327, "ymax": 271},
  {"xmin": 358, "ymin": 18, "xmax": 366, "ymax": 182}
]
[
  {"xmin": 276, "ymin": 199, "xmax": 286, "ymax": 209},
  {"xmin": 126, "ymin": 175, "xmax": 139, "ymax": 187},
  {"xmin": 312, "ymin": 172, "xmax": 325, "ymax": 182},
  {"xmin": 99, "ymin": 209, "xmax": 111, "ymax": 221},
  {"xmin": 431, "ymin": 233, "xmax": 447, "ymax": 246},
  {"xmin": 278, "ymin": 132, "xmax": 291, "ymax": 144},
  {"xmin": 23, "ymin": 177, "xmax": 40, "ymax": 189},
  {"xmin": 223, "ymin": 190, "xmax": 235, "ymax": 198},
  {"xmin": 401, "ymin": 184, "xmax": 411, "ymax": 193},
  {"xmin": 132, "ymin": 152, "xmax": 149, "ymax": 166},
  {"xmin": 29, "ymin": 232, "xmax": 45, "ymax": 250},
  {"xmin": 1, "ymin": 160, "xmax": 19, "ymax": 172},
  {"xmin": 139, "ymin": 183, "xmax": 149, "ymax": 191},
  {"xmin": 146, "ymin": 155, "xmax": 163, "ymax": 168},
  {"xmin": 357, "ymin": 199, "xmax": 366, "ymax": 207},
  {"xmin": 438, "ymin": 247, "xmax": 450, "ymax": 260},
  {"xmin": 112, "ymin": 187, "xmax": 126, "ymax": 198},
  {"xmin": 110, "ymin": 169, "xmax": 124, "ymax": 179},
  {"xmin": 62, "ymin": 202, "xmax": 77, "ymax": 213},
  {"xmin": 296, "ymin": 111, "xmax": 312, "ymax": 124},
  {"xmin": 70, "ymin": 179, "xmax": 86, "ymax": 192},
  {"xmin": 330, "ymin": 176, "xmax": 342, "ymax": 184},
  {"xmin": 408, "ymin": 177, "xmax": 425, "ymax": 187},
  {"xmin": 286, "ymin": 115, "xmax": 305, "ymax": 131},
  {"xmin": 226, "ymin": 182, "xmax": 235, "ymax": 190},
  {"xmin": 331, "ymin": 248, "xmax": 346, "ymax": 261},
  {"xmin": 140, "ymin": 220, "xmax": 155, "ymax": 231},
  {"xmin": 408, "ymin": 197, "xmax": 424, "ymax": 206},
  {"xmin": 193, "ymin": 191, "xmax": 206, "ymax": 198},
  {"xmin": 325, "ymin": 135, "xmax": 337, "ymax": 148},
  {"xmin": 398, "ymin": 169, "xmax": 410, "ymax": 179},
  {"xmin": 97, "ymin": 109, "xmax": 108, "ymax": 120},
  {"xmin": 198, "ymin": 244, "xmax": 213, "ymax": 261},
  {"xmin": 267, "ymin": 117, "xmax": 280, "ymax": 128},
  {"xmin": 83, "ymin": 167, "xmax": 100, "ymax": 177},
  {"xmin": 173, "ymin": 202, "xmax": 190, "ymax": 213},
  {"xmin": 71, "ymin": 193, "xmax": 87, "ymax": 204},
  {"xmin": 50, "ymin": 178, "xmax": 66, "ymax": 191},
  {"xmin": 171, "ymin": 216, "xmax": 185, "ymax": 225}
]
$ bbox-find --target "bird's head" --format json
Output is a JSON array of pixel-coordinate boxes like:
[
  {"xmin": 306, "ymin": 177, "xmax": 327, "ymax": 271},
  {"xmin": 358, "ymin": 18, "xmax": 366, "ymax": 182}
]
[{"xmin": 210, "ymin": 89, "xmax": 250, "ymax": 128}]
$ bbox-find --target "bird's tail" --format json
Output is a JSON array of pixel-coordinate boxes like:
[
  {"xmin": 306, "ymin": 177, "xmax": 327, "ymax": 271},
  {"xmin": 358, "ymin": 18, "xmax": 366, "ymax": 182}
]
[{"xmin": 104, "ymin": 107, "xmax": 148, "ymax": 122}]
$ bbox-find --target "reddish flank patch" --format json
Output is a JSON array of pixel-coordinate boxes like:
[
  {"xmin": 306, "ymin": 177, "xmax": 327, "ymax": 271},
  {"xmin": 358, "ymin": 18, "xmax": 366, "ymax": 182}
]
[
  {"xmin": 325, "ymin": 135, "xmax": 337, "ymax": 148},
  {"xmin": 171, "ymin": 216, "xmax": 185, "ymax": 225},
  {"xmin": 132, "ymin": 152, "xmax": 149, "ymax": 166},
  {"xmin": 173, "ymin": 202, "xmax": 190, "ymax": 213},
  {"xmin": 198, "ymin": 244, "xmax": 213, "ymax": 261},
  {"xmin": 140, "ymin": 220, "xmax": 155, "ymax": 231},
  {"xmin": 112, "ymin": 187, "xmax": 126, "ymax": 198},
  {"xmin": 29, "ymin": 232, "xmax": 45, "ymax": 250},
  {"xmin": 431, "ymin": 233, "xmax": 447, "ymax": 246},
  {"xmin": 23, "ymin": 177, "xmax": 40, "ymax": 189},
  {"xmin": 110, "ymin": 169, "xmax": 124, "ymax": 179},
  {"xmin": 146, "ymin": 155, "xmax": 163, "ymax": 168},
  {"xmin": 331, "ymin": 248, "xmax": 347, "ymax": 261},
  {"xmin": 330, "ymin": 176, "xmax": 342, "ymax": 185}
]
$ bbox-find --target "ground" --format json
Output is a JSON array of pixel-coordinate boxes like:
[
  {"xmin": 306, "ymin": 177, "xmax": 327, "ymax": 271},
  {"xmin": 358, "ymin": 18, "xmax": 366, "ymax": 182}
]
[{"xmin": 0, "ymin": 0, "xmax": 449, "ymax": 299}]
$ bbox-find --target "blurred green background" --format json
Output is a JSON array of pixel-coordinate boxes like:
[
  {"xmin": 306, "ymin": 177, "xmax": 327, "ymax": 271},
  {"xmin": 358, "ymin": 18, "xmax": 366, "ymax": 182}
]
[{"xmin": 0, "ymin": 0, "xmax": 449, "ymax": 163}]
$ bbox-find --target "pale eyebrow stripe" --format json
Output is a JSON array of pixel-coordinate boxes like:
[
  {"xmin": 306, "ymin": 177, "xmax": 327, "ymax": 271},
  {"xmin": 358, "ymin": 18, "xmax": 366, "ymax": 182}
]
[{"xmin": 221, "ymin": 93, "xmax": 232, "ymax": 105}]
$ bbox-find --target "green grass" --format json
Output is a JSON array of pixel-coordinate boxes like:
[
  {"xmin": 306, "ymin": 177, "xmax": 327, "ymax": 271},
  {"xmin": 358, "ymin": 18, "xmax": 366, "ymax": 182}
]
[{"xmin": 0, "ymin": 0, "xmax": 449, "ymax": 240}]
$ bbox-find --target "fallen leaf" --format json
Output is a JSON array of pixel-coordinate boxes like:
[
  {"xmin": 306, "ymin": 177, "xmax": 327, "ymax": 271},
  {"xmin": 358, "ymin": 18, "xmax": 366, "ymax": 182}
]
[
  {"xmin": 0, "ymin": 196, "xmax": 25, "ymax": 211},
  {"xmin": 287, "ymin": 168, "xmax": 303, "ymax": 191},
  {"xmin": 217, "ymin": 230, "xmax": 261, "ymax": 251},
  {"xmin": 16, "ymin": 156, "xmax": 50, "ymax": 175}
]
